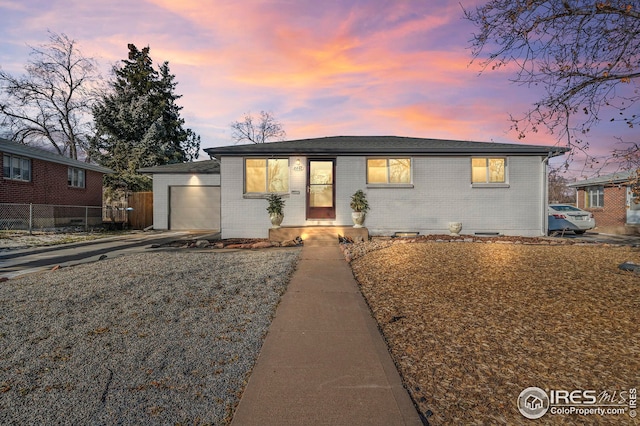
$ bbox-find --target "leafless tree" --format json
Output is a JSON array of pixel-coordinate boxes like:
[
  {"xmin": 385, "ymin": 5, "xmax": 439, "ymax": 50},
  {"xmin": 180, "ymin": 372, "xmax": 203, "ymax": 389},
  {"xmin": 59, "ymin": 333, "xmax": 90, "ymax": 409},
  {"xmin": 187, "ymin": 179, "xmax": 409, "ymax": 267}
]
[
  {"xmin": 230, "ymin": 111, "xmax": 286, "ymax": 144},
  {"xmin": 548, "ymin": 168, "xmax": 576, "ymax": 203},
  {"xmin": 0, "ymin": 32, "xmax": 100, "ymax": 159},
  {"xmin": 464, "ymin": 1, "xmax": 640, "ymax": 159}
]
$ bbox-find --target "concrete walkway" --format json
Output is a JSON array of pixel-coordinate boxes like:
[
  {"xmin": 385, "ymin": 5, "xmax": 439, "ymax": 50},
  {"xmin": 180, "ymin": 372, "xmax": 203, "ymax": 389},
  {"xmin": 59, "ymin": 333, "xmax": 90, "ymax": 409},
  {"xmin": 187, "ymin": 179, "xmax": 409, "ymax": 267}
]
[{"xmin": 231, "ymin": 239, "xmax": 422, "ymax": 425}]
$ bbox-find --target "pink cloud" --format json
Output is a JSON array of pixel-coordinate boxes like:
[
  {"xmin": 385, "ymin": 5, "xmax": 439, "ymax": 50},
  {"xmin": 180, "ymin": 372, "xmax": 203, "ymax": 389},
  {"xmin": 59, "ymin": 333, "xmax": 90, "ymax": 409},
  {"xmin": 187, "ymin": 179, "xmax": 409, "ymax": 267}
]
[{"xmin": 0, "ymin": 0, "xmax": 626, "ymax": 173}]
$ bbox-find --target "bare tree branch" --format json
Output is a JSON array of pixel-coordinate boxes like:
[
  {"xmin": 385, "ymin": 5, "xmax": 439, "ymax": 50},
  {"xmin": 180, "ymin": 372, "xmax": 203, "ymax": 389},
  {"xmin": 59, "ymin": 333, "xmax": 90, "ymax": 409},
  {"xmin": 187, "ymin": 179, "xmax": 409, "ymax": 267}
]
[
  {"xmin": 230, "ymin": 111, "xmax": 286, "ymax": 144},
  {"xmin": 0, "ymin": 31, "xmax": 100, "ymax": 159},
  {"xmin": 465, "ymin": 0, "xmax": 640, "ymax": 157},
  {"xmin": 548, "ymin": 167, "xmax": 576, "ymax": 203}
]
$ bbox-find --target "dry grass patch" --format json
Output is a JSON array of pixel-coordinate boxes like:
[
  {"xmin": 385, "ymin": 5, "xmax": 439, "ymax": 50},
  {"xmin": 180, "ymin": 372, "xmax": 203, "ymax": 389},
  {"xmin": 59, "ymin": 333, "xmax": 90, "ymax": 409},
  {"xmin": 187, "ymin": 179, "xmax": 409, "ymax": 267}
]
[{"xmin": 351, "ymin": 242, "xmax": 639, "ymax": 425}]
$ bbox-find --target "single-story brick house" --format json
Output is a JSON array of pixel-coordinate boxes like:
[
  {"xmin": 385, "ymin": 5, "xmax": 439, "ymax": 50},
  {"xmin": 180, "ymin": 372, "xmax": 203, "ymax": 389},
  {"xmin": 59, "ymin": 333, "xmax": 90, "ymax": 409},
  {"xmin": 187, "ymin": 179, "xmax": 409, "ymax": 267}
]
[
  {"xmin": 196, "ymin": 136, "xmax": 569, "ymax": 239},
  {"xmin": 138, "ymin": 160, "xmax": 221, "ymax": 230},
  {"xmin": 1, "ymin": 138, "xmax": 112, "ymax": 206},
  {"xmin": 568, "ymin": 170, "xmax": 640, "ymax": 234}
]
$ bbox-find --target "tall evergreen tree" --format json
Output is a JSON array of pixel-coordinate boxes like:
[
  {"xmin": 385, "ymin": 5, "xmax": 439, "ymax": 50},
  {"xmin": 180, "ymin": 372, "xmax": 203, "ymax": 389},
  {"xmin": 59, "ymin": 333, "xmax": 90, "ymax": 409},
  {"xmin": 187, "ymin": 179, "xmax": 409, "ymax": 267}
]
[{"xmin": 90, "ymin": 44, "xmax": 200, "ymax": 192}]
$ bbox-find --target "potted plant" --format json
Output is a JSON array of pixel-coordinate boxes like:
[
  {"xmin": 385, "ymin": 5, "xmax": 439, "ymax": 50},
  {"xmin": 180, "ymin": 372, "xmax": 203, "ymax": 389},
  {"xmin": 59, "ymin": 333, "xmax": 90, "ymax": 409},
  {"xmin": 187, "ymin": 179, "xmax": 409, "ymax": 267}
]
[
  {"xmin": 350, "ymin": 189, "xmax": 369, "ymax": 228},
  {"xmin": 266, "ymin": 193, "xmax": 285, "ymax": 228}
]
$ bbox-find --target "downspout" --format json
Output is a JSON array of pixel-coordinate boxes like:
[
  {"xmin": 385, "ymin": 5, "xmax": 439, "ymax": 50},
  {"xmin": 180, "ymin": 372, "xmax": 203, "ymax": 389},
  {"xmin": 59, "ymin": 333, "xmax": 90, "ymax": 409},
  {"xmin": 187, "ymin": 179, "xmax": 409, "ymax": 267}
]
[{"xmin": 541, "ymin": 154, "xmax": 551, "ymax": 236}]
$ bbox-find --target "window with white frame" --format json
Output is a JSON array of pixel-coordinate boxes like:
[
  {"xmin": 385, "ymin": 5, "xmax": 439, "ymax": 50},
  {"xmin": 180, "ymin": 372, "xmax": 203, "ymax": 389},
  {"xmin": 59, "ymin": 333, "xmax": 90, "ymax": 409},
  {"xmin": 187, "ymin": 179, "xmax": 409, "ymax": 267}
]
[
  {"xmin": 585, "ymin": 186, "xmax": 604, "ymax": 208},
  {"xmin": 245, "ymin": 158, "xmax": 289, "ymax": 193},
  {"xmin": 3, "ymin": 154, "xmax": 31, "ymax": 181},
  {"xmin": 367, "ymin": 158, "xmax": 411, "ymax": 184},
  {"xmin": 68, "ymin": 167, "xmax": 85, "ymax": 188},
  {"xmin": 471, "ymin": 157, "xmax": 506, "ymax": 184}
]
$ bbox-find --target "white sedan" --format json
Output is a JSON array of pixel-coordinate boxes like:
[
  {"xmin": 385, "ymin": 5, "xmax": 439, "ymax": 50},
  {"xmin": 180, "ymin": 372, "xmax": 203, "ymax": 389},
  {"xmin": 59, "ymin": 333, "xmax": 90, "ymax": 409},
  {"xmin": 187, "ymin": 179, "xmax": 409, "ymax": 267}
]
[{"xmin": 548, "ymin": 204, "xmax": 596, "ymax": 234}]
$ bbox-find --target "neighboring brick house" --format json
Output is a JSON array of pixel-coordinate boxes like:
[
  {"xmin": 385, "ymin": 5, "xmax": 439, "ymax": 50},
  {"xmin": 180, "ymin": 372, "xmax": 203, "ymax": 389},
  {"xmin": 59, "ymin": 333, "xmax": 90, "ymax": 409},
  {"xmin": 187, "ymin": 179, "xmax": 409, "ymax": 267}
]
[
  {"xmin": 1, "ymin": 138, "xmax": 112, "ymax": 227},
  {"xmin": 568, "ymin": 170, "xmax": 640, "ymax": 235}
]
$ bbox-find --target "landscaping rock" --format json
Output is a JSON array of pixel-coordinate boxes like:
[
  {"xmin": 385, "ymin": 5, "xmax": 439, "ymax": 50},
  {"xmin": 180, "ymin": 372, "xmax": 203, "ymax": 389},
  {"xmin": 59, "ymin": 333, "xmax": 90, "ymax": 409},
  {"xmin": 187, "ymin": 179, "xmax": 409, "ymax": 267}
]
[
  {"xmin": 338, "ymin": 235, "xmax": 354, "ymax": 244},
  {"xmin": 251, "ymin": 241, "xmax": 273, "ymax": 249},
  {"xmin": 225, "ymin": 243, "xmax": 254, "ymax": 249},
  {"xmin": 195, "ymin": 239, "xmax": 210, "ymax": 248},
  {"xmin": 618, "ymin": 261, "xmax": 640, "ymax": 273},
  {"xmin": 281, "ymin": 239, "xmax": 298, "ymax": 247}
]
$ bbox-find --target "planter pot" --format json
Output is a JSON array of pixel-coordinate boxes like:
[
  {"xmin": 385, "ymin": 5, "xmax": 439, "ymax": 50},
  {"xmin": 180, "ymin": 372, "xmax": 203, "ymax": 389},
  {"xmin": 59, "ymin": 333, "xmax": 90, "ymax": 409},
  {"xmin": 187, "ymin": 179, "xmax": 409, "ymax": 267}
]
[
  {"xmin": 352, "ymin": 212, "xmax": 366, "ymax": 228},
  {"xmin": 270, "ymin": 213, "xmax": 284, "ymax": 228},
  {"xmin": 448, "ymin": 221, "xmax": 462, "ymax": 236}
]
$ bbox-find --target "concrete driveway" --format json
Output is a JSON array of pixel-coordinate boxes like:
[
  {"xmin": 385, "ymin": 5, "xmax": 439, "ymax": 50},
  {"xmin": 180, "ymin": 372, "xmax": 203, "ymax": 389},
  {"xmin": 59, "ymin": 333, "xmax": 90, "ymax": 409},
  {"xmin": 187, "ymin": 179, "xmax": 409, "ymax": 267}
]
[
  {"xmin": 548, "ymin": 231, "xmax": 640, "ymax": 246},
  {"xmin": 0, "ymin": 231, "xmax": 219, "ymax": 279}
]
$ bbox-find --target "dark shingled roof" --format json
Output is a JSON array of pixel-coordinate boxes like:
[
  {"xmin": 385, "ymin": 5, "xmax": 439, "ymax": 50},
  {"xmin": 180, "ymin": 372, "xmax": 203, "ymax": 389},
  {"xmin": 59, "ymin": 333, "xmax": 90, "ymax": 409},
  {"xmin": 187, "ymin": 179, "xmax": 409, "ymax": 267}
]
[
  {"xmin": 0, "ymin": 138, "xmax": 113, "ymax": 174},
  {"xmin": 138, "ymin": 159, "xmax": 220, "ymax": 174},
  {"xmin": 204, "ymin": 136, "xmax": 569, "ymax": 158}
]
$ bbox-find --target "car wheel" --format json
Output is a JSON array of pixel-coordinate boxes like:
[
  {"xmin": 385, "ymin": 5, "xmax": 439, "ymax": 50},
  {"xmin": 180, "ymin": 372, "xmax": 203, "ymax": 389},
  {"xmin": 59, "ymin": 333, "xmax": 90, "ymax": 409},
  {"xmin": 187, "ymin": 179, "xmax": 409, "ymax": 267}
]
[{"xmin": 574, "ymin": 230, "xmax": 586, "ymax": 235}]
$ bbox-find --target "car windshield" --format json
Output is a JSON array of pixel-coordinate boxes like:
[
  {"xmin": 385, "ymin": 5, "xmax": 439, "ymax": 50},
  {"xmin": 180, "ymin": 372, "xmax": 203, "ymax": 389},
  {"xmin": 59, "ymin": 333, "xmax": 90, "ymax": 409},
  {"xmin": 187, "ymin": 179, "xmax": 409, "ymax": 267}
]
[{"xmin": 551, "ymin": 205, "xmax": 581, "ymax": 212}]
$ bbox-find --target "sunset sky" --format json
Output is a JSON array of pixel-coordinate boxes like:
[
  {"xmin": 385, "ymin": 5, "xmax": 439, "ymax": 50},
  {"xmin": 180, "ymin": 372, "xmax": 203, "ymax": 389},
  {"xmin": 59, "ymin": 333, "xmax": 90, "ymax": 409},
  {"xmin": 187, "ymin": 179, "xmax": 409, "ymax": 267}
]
[{"xmin": 0, "ymin": 0, "xmax": 635, "ymax": 175}]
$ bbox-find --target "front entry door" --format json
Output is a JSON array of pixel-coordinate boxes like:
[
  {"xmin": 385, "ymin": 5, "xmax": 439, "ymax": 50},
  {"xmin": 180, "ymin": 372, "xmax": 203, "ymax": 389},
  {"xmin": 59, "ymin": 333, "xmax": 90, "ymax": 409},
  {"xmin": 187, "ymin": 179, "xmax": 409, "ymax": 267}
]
[{"xmin": 307, "ymin": 159, "xmax": 336, "ymax": 219}]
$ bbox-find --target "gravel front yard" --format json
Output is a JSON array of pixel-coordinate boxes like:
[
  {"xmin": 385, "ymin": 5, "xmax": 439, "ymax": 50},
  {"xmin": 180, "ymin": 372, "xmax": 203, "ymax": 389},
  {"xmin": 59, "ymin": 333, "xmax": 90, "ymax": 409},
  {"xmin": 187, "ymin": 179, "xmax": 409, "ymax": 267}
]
[
  {"xmin": 0, "ymin": 249, "xmax": 300, "ymax": 425},
  {"xmin": 351, "ymin": 242, "xmax": 640, "ymax": 425}
]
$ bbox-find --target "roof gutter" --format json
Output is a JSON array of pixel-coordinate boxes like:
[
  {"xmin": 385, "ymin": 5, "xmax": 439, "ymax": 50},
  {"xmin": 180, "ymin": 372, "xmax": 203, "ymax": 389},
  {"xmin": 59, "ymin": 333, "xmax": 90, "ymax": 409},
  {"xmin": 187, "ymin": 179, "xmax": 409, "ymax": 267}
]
[{"xmin": 206, "ymin": 149, "xmax": 571, "ymax": 158}]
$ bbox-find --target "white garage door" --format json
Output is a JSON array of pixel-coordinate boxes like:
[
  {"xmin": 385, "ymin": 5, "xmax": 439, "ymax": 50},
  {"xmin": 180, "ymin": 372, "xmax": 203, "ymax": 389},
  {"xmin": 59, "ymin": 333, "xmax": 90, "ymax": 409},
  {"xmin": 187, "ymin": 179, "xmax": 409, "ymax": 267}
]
[{"xmin": 170, "ymin": 186, "xmax": 220, "ymax": 230}]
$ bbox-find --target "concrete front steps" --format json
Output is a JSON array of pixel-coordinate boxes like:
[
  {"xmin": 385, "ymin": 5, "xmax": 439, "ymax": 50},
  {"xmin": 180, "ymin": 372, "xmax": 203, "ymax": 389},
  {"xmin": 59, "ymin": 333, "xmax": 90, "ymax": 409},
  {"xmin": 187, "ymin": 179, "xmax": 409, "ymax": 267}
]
[{"xmin": 269, "ymin": 226, "xmax": 369, "ymax": 246}]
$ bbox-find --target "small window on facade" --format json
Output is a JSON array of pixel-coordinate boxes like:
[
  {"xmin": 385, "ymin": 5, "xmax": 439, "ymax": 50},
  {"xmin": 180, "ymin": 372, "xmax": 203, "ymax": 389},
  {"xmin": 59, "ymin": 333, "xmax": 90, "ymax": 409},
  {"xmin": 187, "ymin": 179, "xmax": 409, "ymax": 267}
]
[
  {"xmin": 245, "ymin": 158, "xmax": 289, "ymax": 193},
  {"xmin": 585, "ymin": 186, "xmax": 604, "ymax": 208},
  {"xmin": 367, "ymin": 158, "xmax": 411, "ymax": 184},
  {"xmin": 3, "ymin": 154, "xmax": 31, "ymax": 181},
  {"xmin": 471, "ymin": 158, "xmax": 506, "ymax": 183},
  {"xmin": 68, "ymin": 167, "xmax": 85, "ymax": 188}
]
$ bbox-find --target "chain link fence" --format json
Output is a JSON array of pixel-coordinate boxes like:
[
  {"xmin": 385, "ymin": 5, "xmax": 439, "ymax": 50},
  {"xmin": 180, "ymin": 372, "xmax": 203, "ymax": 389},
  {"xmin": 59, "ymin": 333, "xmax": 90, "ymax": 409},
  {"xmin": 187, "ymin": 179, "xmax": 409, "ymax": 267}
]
[{"xmin": 0, "ymin": 203, "xmax": 127, "ymax": 233}]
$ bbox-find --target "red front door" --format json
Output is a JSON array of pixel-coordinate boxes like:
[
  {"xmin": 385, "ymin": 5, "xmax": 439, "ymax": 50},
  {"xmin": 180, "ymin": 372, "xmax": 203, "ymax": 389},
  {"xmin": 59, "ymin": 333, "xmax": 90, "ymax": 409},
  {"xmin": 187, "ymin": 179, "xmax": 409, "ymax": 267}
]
[{"xmin": 306, "ymin": 159, "xmax": 336, "ymax": 219}]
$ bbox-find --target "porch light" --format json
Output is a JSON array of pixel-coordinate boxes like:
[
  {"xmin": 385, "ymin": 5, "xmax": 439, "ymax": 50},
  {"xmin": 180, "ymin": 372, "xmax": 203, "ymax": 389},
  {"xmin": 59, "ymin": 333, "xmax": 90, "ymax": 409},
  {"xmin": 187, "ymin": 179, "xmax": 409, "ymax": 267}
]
[{"xmin": 293, "ymin": 158, "xmax": 304, "ymax": 172}]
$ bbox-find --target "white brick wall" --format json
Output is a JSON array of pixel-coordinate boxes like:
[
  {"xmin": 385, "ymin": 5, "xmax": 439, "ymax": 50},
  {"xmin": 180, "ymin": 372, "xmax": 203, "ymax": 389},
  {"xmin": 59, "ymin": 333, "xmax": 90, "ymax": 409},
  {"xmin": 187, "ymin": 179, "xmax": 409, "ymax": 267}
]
[
  {"xmin": 152, "ymin": 173, "xmax": 220, "ymax": 230},
  {"xmin": 220, "ymin": 155, "xmax": 547, "ymax": 238},
  {"xmin": 362, "ymin": 156, "xmax": 545, "ymax": 236},
  {"xmin": 221, "ymin": 157, "xmax": 270, "ymax": 238}
]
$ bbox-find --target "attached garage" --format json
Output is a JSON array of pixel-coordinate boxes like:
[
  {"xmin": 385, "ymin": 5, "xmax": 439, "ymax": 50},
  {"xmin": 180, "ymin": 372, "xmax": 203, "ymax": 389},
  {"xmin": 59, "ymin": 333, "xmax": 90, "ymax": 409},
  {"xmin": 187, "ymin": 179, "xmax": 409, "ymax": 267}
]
[
  {"xmin": 170, "ymin": 186, "xmax": 220, "ymax": 230},
  {"xmin": 138, "ymin": 160, "xmax": 221, "ymax": 231}
]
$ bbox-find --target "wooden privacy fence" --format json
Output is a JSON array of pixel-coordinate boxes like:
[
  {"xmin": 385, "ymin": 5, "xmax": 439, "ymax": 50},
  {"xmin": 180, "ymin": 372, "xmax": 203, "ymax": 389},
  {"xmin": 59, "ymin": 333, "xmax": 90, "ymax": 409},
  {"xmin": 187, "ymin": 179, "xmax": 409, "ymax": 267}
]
[{"xmin": 128, "ymin": 192, "xmax": 153, "ymax": 229}]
